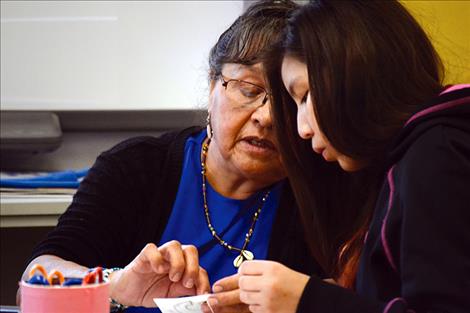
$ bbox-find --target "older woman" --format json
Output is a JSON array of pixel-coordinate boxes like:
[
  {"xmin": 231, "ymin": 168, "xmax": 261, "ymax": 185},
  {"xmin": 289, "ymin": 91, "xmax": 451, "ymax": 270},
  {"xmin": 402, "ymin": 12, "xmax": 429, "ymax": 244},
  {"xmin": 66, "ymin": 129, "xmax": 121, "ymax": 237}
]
[{"xmin": 19, "ymin": 1, "xmax": 325, "ymax": 312}]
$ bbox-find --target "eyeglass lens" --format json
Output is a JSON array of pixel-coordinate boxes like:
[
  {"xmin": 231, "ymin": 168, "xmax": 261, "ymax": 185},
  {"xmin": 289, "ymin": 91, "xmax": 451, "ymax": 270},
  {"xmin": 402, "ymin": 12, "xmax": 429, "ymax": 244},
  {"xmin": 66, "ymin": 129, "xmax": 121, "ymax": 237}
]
[{"xmin": 224, "ymin": 80, "xmax": 267, "ymax": 107}]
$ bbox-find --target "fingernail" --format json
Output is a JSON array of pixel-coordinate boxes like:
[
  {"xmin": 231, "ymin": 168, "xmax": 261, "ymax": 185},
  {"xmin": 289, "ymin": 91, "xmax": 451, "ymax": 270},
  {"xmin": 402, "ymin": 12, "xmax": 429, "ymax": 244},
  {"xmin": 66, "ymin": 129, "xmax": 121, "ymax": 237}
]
[
  {"xmin": 184, "ymin": 278, "xmax": 194, "ymax": 288},
  {"xmin": 171, "ymin": 272, "xmax": 182, "ymax": 282},
  {"xmin": 207, "ymin": 297, "xmax": 218, "ymax": 308},
  {"xmin": 201, "ymin": 303, "xmax": 210, "ymax": 313},
  {"xmin": 212, "ymin": 285, "xmax": 223, "ymax": 293}
]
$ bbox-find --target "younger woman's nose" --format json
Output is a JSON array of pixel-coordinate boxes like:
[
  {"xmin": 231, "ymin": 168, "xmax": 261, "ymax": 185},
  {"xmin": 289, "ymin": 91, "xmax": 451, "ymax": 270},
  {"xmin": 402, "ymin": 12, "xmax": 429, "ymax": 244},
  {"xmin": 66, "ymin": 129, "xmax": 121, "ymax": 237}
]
[{"xmin": 297, "ymin": 110, "xmax": 313, "ymax": 139}]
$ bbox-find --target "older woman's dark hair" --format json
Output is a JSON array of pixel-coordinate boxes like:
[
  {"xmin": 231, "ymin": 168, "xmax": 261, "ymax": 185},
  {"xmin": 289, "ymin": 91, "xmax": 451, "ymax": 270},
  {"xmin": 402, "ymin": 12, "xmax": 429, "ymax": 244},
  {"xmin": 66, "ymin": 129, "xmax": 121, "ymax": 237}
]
[
  {"xmin": 208, "ymin": 0, "xmax": 298, "ymax": 80},
  {"xmin": 269, "ymin": 0, "xmax": 444, "ymax": 286}
]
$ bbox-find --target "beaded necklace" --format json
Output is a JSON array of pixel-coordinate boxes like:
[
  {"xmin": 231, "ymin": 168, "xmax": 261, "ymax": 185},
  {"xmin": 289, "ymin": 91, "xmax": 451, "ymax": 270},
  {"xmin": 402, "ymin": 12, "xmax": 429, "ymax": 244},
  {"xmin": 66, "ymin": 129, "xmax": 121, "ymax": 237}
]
[{"xmin": 201, "ymin": 138, "xmax": 270, "ymax": 268}]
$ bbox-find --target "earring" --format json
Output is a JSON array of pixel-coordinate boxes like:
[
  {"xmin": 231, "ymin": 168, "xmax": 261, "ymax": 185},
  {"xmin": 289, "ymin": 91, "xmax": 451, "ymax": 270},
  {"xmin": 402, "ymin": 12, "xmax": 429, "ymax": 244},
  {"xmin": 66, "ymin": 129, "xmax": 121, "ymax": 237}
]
[{"xmin": 206, "ymin": 114, "xmax": 213, "ymax": 139}]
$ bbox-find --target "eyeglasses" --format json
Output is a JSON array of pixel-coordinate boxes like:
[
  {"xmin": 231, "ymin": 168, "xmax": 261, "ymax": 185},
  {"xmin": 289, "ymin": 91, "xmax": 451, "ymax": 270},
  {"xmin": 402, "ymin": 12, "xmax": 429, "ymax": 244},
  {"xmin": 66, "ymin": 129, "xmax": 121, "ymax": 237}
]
[{"xmin": 220, "ymin": 75, "xmax": 270, "ymax": 109}]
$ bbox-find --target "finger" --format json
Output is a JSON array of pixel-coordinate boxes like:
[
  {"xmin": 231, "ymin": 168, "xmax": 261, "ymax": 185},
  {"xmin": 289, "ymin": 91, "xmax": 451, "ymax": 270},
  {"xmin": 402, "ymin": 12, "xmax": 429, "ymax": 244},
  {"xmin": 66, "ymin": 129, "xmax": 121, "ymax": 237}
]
[
  {"xmin": 238, "ymin": 260, "xmax": 270, "ymax": 276},
  {"xmin": 239, "ymin": 290, "xmax": 262, "ymax": 306},
  {"xmin": 201, "ymin": 302, "xmax": 213, "ymax": 313},
  {"xmin": 248, "ymin": 304, "xmax": 263, "ymax": 313},
  {"xmin": 159, "ymin": 240, "xmax": 185, "ymax": 282},
  {"xmin": 209, "ymin": 288, "xmax": 241, "ymax": 306},
  {"xmin": 195, "ymin": 267, "xmax": 211, "ymax": 295},
  {"xmin": 140, "ymin": 243, "xmax": 168, "ymax": 273},
  {"xmin": 202, "ymin": 302, "xmax": 250, "ymax": 313},
  {"xmin": 212, "ymin": 273, "xmax": 239, "ymax": 293},
  {"xmin": 181, "ymin": 245, "xmax": 199, "ymax": 288},
  {"xmin": 226, "ymin": 303, "xmax": 250, "ymax": 313},
  {"xmin": 238, "ymin": 275, "xmax": 262, "ymax": 292}
]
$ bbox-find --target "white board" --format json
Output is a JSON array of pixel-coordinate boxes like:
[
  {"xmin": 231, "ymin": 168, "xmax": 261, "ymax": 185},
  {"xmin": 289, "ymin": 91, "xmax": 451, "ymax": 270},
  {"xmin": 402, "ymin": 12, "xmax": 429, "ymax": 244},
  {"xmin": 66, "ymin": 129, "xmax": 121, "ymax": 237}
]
[{"xmin": 0, "ymin": 1, "xmax": 244, "ymax": 111}]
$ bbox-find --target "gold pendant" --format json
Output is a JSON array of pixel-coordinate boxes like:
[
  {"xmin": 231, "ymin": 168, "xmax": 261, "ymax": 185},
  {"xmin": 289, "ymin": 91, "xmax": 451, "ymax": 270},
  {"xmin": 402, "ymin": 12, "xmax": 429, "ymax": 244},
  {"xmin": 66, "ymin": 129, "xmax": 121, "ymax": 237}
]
[{"xmin": 233, "ymin": 250, "xmax": 254, "ymax": 268}]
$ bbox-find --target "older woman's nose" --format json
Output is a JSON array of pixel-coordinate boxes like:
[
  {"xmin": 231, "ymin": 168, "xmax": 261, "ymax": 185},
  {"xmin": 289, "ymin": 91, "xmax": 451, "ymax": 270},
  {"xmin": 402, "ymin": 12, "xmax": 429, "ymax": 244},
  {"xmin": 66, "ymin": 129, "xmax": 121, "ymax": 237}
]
[{"xmin": 251, "ymin": 101, "xmax": 272, "ymax": 128}]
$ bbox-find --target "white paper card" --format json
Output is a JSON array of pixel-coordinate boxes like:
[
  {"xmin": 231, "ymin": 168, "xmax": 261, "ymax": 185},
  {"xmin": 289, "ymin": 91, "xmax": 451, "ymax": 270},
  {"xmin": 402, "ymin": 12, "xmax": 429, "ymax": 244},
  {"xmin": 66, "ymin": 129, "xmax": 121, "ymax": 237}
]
[{"xmin": 153, "ymin": 294, "xmax": 210, "ymax": 313}]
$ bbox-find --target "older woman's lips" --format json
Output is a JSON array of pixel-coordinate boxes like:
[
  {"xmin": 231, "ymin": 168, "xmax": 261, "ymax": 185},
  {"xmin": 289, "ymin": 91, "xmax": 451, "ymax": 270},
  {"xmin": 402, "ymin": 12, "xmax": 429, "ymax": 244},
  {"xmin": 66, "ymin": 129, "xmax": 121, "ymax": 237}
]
[{"xmin": 241, "ymin": 137, "xmax": 277, "ymax": 155}]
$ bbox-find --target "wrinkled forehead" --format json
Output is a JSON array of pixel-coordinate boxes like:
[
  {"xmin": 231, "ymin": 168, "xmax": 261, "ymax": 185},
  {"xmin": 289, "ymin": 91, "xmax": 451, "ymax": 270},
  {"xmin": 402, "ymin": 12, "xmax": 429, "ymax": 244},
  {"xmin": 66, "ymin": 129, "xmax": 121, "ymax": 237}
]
[{"xmin": 221, "ymin": 62, "xmax": 265, "ymax": 80}]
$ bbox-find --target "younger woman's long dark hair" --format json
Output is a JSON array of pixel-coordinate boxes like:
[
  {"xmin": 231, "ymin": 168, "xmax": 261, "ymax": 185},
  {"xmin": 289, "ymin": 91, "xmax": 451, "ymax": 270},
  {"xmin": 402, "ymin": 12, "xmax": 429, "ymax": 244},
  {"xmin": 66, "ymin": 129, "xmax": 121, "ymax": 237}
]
[{"xmin": 269, "ymin": 0, "xmax": 444, "ymax": 286}]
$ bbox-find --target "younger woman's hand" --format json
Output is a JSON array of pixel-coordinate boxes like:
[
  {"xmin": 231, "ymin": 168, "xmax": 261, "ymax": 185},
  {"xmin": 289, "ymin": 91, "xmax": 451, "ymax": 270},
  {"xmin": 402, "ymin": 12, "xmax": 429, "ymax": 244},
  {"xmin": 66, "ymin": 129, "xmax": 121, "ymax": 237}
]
[
  {"xmin": 237, "ymin": 260, "xmax": 310, "ymax": 313},
  {"xmin": 201, "ymin": 273, "xmax": 250, "ymax": 313}
]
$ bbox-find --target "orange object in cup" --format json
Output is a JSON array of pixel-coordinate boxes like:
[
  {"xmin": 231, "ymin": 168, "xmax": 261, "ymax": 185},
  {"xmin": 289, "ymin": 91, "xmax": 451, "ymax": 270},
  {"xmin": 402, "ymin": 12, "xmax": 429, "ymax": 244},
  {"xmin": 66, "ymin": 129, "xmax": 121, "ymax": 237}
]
[
  {"xmin": 47, "ymin": 269, "xmax": 65, "ymax": 285},
  {"xmin": 29, "ymin": 264, "xmax": 48, "ymax": 280}
]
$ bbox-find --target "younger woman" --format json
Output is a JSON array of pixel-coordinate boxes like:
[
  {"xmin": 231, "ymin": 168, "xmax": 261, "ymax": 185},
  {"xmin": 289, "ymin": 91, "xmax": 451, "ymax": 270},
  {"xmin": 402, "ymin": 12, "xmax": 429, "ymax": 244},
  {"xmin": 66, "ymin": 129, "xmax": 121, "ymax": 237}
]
[{"xmin": 212, "ymin": 1, "xmax": 470, "ymax": 312}]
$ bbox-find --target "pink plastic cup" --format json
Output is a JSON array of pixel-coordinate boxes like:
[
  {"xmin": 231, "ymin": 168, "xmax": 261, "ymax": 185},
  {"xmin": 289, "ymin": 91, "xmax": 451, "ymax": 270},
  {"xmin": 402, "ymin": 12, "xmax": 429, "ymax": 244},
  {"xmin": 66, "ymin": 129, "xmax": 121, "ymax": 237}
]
[{"xmin": 20, "ymin": 281, "xmax": 109, "ymax": 313}]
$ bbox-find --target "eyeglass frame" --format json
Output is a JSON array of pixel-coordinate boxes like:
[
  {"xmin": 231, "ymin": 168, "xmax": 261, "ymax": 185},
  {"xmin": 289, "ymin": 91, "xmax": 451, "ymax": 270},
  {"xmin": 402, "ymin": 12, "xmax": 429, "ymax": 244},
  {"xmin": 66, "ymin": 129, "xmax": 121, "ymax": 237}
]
[{"xmin": 219, "ymin": 74, "xmax": 271, "ymax": 106}]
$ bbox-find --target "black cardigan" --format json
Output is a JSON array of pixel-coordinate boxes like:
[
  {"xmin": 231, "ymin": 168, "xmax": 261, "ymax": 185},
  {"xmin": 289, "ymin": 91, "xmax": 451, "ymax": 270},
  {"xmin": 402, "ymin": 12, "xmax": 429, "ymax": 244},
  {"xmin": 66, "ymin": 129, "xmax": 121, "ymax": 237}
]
[
  {"xmin": 297, "ymin": 87, "xmax": 470, "ymax": 313},
  {"xmin": 31, "ymin": 127, "xmax": 322, "ymax": 278}
]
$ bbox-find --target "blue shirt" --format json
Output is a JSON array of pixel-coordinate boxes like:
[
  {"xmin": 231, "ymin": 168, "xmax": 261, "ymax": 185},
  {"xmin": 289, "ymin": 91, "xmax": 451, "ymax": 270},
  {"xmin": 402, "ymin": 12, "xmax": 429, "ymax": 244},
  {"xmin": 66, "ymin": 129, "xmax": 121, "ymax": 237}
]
[{"xmin": 126, "ymin": 130, "xmax": 283, "ymax": 312}]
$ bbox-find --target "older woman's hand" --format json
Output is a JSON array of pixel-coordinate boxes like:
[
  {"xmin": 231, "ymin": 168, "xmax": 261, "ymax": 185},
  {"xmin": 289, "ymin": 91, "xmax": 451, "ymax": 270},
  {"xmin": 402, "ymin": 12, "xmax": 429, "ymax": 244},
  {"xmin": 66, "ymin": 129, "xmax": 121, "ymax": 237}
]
[
  {"xmin": 109, "ymin": 241, "xmax": 210, "ymax": 307},
  {"xmin": 237, "ymin": 260, "xmax": 310, "ymax": 313},
  {"xmin": 201, "ymin": 273, "xmax": 250, "ymax": 313}
]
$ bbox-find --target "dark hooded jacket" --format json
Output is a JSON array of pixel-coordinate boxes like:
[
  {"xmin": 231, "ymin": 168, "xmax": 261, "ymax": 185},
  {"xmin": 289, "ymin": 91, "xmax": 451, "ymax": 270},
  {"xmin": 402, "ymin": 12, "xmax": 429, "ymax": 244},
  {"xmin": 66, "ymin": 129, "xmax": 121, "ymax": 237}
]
[{"xmin": 297, "ymin": 86, "xmax": 470, "ymax": 313}]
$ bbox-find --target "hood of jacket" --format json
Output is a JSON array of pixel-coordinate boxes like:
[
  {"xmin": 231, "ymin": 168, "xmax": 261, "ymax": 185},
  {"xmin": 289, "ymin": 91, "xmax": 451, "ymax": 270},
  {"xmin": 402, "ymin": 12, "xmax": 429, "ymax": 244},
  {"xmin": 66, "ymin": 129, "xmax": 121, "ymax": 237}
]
[{"xmin": 386, "ymin": 85, "xmax": 470, "ymax": 168}]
